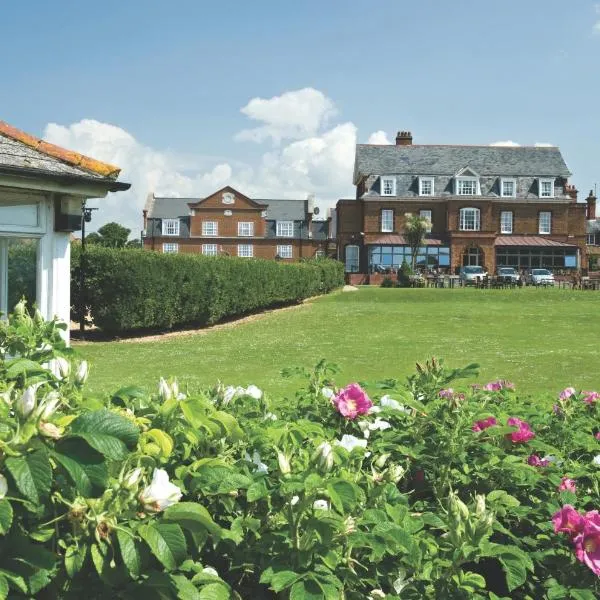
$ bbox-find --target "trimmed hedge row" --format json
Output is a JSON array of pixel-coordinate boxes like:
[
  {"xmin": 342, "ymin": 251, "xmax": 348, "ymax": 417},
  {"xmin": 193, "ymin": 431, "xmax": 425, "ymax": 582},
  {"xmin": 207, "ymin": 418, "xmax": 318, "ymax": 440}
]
[{"xmin": 71, "ymin": 246, "xmax": 344, "ymax": 334}]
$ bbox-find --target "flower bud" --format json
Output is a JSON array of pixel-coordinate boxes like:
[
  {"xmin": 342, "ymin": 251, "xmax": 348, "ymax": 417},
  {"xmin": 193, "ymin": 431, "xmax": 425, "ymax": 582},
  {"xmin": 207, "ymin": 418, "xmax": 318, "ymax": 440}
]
[
  {"xmin": 369, "ymin": 590, "xmax": 386, "ymax": 599},
  {"xmin": 374, "ymin": 453, "xmax": 390, "ymax": 469},
  {"xmin": 475, "ymin": 494, "xmax": 486, "ymax": 518},
  {"xmin": 277, "ymin": 451, "xmax": 291, "ymax": 475},
  {"xmin": 124, "ymin": 467, "xmax": 143, "ymax": 489},
  {"xmin": 171, "ymin": 379, "xmax": 179, "ymax": 399},
  {"xmin": 55, "ymin": 357, "xmax": 70, "ymax": 380},
  {"xmin": 386, "ymin": 464, "xmax": 405, "ymax": 484},
  {"xmin": 158, "ymin": 377, "xmax": 172, "ymax": 401},
  {"xmin": 0, "ymin": 474, "xmax": 7, "ymax": 499},
  {"xmin": 313, "ymin": 441, "xmax": 334, "ymax": 473},
  {"xmin": 13, "ymin": 301, "xmax": 26, "ymax": 317},
  {"xmin": 75, "ymin": 361, "xmax": 89, "ymax": 386},
  {"xmin": 33, "ymin": 309, "xmax": 45, "ymax": 325},
  {"xmin": 39, "ymin": 391, "xmax": 60, "ymax": 420},
  {"xmin": 38, "ymin": 422, "xmax": 63, "ymax": 439},
  {"xmin": 16, "ymin": 385, "xmax": 37, "ymax": 419}
]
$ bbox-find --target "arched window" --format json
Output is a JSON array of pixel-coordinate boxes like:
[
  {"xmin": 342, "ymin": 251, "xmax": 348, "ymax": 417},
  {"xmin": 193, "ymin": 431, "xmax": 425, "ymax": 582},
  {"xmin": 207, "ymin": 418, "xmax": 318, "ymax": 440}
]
[
  {"xmin": 459, "ymin": 207, "xmax": 481, "ymax": 231},
  {"xmin": 344, "ymin": 245, "xmax": 360, "ymax": 273}
]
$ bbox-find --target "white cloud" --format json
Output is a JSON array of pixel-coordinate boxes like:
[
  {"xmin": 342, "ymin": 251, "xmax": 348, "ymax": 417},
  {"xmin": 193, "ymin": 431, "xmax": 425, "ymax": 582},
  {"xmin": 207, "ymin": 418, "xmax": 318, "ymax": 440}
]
[
  {"xmin": 490, "ymin": 140, "xmax": 521, "ymax": 147},
  {"xmin": 534, "ymin": 142, "xmax": 555, "ymax": 147},
  {"xmin": 234, "ymin": 88, "xmax": 337, "ymax": 144},
  {"xmin": 367, "ymin": 130, "xmax": 392, "ymax": 145},
  {"xmin": 43, "ymin": 89, "xmax": 361, "ymax": 235}
]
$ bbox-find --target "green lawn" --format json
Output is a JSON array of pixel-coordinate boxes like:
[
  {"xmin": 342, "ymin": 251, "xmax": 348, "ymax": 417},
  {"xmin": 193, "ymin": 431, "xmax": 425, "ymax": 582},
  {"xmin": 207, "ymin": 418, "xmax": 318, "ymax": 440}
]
[{"xmin": 74, "ymin": 287, "xmax": 600, "ymax": 399}]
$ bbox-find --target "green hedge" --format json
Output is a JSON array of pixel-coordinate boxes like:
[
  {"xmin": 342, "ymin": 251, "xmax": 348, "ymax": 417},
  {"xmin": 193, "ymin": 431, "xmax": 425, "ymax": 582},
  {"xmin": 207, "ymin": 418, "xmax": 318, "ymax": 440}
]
[{"xmin": 71, "ymin": 246, "xmax": 344, "ymax": 334}]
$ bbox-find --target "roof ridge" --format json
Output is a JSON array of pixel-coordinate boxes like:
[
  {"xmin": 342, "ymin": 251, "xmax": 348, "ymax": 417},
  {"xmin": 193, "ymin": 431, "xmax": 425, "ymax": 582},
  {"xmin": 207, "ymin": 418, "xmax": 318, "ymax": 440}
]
[
  {"xmin": 357, "ymin": 143, "xmax": 558, "ymax": 149},
  {"xmin": 0, "ymin": 120, "xmax": 122, "ymax": 179}
]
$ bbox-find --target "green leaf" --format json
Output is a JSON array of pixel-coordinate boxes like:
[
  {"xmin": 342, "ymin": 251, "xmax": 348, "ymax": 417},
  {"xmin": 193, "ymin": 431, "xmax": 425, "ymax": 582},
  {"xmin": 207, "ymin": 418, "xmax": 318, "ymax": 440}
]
[
  {"xmin": 0, "ymin": 501, "xmax": 13, "ymax": 535},
  {"xmin": 210, "ymin": 411, "xmax": 244, "ymax": 442},
  {"xmin": 52, "ymin": 439, "xmax": 107, "ymax": 496},
  {"xmin": 146, "ymin": 429, "xmax": 174, "ymax": 457},
  {"xmin": 484, "ymin": 544, "xmax": 532, "ymax": 592},
  {"xmin": 111, "ymin": 386, "xmax": 148, "ymax": 402},
  {"xmin": 117, "ymin": 530, "xmax": 142, "ymax": 579},
  {"xmin": 327, "ymin": 480, "xmax": 357, "ymax": 513},
  {"xmin": 171, "ymin": 574, "xmax": 202, "ymax": 600},
  {"xmin": 246, "ymin": 481, "xmax": 268, "ymax": 502},
  {"xmin": 290, "ymin": 579, "xmax": 323, "ymax": 600},
  {"xmin": 5, "ymin": 358, "xmax": 47, "ymax": 379},
  {"xmin": 139, "ymin": 523, "xmax": 187, "ymax": 571},
  {"xmin": 64, "ymin": 544, "xmax": 87, "ymax": 578},
  {"xmin": 163, "ymin": 502, "xmax": 221, "ymax": 537},
  {"xmin": 5, "ymin": 449, "xmax": 52, "ymax": 504},
  {"xmin": 570, "ymin": 590, "xmax": 598, "ymax": 600},
  {"xmin": 68, "ymin": 409, "xmax": 139, "ymax": 460},
  {"xmin": 0, "ymin": 576, "xmax": 7, "ymax": 600},
  {"xmin": 198, "ymin": 582, "xmax": 231, "ymax": 600},
  {"xmin": 270, "ymin": 570, "xmax": 302, "ymax": 592}
]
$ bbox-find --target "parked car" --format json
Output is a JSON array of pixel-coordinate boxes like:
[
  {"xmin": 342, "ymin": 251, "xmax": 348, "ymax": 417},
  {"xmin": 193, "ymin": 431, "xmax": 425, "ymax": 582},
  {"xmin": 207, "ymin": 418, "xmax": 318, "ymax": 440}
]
[
  {"xmin": 496, "ymin": 267, "xmax": 520, "ymax": 283},
  {"xmin": 459, "ymin": 265, "xmax": 487, "ymax": 285},
  {"xmin": 526, "ymin": 268, "xmax": 555, "ymax": 286}
]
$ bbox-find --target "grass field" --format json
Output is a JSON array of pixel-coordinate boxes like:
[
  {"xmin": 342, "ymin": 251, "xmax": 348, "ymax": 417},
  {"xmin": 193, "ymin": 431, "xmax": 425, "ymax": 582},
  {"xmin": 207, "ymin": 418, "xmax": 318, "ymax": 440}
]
[{"xmin": 73, "ymin": 287, "xmax": 600, "ymax": 399}]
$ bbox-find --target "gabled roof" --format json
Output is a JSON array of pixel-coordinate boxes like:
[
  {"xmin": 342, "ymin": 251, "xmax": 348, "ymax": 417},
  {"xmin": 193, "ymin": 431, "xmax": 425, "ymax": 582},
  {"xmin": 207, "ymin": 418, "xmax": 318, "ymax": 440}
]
[
  {"xmin": 189, "ymin": 186, "xmax": 268, "ymax": 210},
  {"xmin": 0, "ymin": 121, "xmax": 128, "ymax": 188},
  {"xmin": 354, "ymin": 144, "xmax": 572, "ymax": 183}
]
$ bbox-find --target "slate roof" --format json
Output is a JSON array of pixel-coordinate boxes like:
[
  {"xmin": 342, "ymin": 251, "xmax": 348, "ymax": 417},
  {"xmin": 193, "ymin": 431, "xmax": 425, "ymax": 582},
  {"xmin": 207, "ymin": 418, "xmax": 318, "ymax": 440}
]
[
  {"xmin": 364, "ymin": 234, "xmax": 444, "ymax": 246},
  {"xmin": 354, "ymin": 144, "xmax": 572, "ymax": 183},
  {"xmin": 147, "ymin": 196, "xmax": 312, "ymax": 221},
  {"xmin": 587, "ymin": 220, "xmax": 600, "ymax": 234},
  {"xmin": 0, "ymin": 121, "xmax": 128, "ymax": 190}
]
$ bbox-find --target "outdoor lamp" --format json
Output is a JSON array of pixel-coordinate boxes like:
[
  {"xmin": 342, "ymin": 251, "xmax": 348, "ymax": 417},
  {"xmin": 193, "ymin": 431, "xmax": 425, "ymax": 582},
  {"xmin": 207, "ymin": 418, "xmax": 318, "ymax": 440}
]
[{"xmin": 55, "ymin": 196, "xmax": 83, "ymax": 232}]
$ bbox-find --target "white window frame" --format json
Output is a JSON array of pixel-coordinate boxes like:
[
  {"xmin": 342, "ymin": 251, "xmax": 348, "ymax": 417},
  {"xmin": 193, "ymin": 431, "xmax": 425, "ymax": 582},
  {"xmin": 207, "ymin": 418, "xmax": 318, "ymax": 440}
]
[
  {"xmin": 238, "ymin": 222, "xmax": 254, "ymax": 237},
  {"xmin": 539, "ymin": 211, "xmax": 551, "ymax": 235},
  {"xmin": 419, "ymin": 209, "xmax": 432, "ymax": 232},
  {"xmin": 162, "ymin": 219, "xmax": 180, "ymax": 236},
  {"xmin": 459, "ymin": 207, "xmax": 481, "ymax": 231},
  {"xmin": 276, "ymin": 221, "xmax": 294, "ymax": 237},
  {"xmin": 277, "ymin": 245, "xmax": 293, "ymax": 259},
  {"xmin": 237, "ymin": 244, "xmax": 253, "ymax": 258},
  {"xmin": 456, "ymin": 177, "xmax": 480, "ymax": 196},
  {"xmin": 381, "ymin": 209, "xmax": 394, "ymax": 233},
  {"xmin": 202, "ymin": 221, "xmax": 218, "ymax": 236},
  {"xmin": 162, "ymin": 243, "xmax": 178, "ymax": 254},
  {"xmin": 500, "ymin": 211, "xmax": 513, "ymax": 234},
  {"xmin": 501, "ymin": 178, "xmax": 516, "ymax": 198},
  {"xmin": 419, "ymin": 177, "xmax": 434, "ymax": 196},
  {"xmin": 202, "ymin": 244, "xmax": 217, "ymax": 256},
  {"xmin": 345, "ymin": 244, "xmax": 360, "ymax": 273},
  {"xmin": 381, "ymin": 176, "xmax": 396, "ymax": 196},
  {"xmin": 539, "ymin": 179, "xmax": 555, "ymax": 198}
]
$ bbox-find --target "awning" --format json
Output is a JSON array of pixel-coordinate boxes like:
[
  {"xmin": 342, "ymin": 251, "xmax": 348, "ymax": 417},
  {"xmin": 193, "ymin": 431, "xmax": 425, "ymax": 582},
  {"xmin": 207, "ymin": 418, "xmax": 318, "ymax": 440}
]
[
  {"xmin": 365, "ymin": 234, "xmax": 444, "ymax": 245},
  {"xmin": 495, "ymin": 236, "xmax": 577, "ymax": 248}
]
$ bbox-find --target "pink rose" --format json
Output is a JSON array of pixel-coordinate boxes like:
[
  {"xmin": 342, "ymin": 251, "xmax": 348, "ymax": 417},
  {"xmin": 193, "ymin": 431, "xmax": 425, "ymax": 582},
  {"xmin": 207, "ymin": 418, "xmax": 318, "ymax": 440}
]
[
  {"xmin": 573, "ymin": 519, "xmax": 600, "ymax": 576},
  {"xmin": 596, "ymin": 432, "xmax": 600, "ymax": 441},
  {"xmin": 439, "ymin": 388, "xmax": 454, "ymax": 399},
  {"xmin": 558, "ymin": 477, "xmax": 577, "ymax": 493},
  {"xmin": 553, "ymin": 505, "xmax": 584, "ymax": 535},
  {"xmin": 559, "ymin": 387, "xmax": 577, "ymax": 401},
  {"xmin": 583, "ymin": 391, "xmax": 600, "ymax": 405},
  {"xmin": 483, "ymin": 380, "xmax": 515, "ymax": 392},
  {"xmin": 332, "ymin": 384, "xmax": 372, "ymax": 420},
  {"xmin": 527, "ymin": 454, "xmax": 550, "ymax": 467},
  {"xmin": 472, "ymin": 416, "xmax": 497, "ymax": 432},
  {"xmin": 506, "ymin": 417, "xmax": 535, "ymax": 443}
]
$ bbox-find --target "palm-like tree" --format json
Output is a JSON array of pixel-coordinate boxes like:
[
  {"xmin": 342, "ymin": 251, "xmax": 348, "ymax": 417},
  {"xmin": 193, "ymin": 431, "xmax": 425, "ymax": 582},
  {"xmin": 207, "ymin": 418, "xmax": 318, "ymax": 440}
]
[{"xmin": 404, "ymin": 213, "xmax": 431, "ymax": 270}]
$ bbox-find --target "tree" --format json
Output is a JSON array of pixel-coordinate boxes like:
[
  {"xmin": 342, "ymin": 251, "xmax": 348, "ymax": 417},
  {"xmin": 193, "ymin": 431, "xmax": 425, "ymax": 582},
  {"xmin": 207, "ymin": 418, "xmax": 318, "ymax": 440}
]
[
  {"xmin": 87, "ymin": 222, "xmax": 131, "ymax": 248},
  {"xmin": 126, "ymin": 239, "xmax": 142, "ymax": 248},
  {"xmin": 404, "ymin": 213, "xmax": 430, "ymax": 270}
]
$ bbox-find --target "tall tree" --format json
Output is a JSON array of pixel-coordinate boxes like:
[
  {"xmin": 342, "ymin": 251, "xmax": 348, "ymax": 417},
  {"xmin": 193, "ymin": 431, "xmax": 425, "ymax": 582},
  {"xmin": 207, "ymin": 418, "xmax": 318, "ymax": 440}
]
[
  {"xmin": 404, "ymin": 213, "xmax": 430, "ymax": 270},
  {"xmin": 87, "ymin": 222, "xmax": 131, "ymax": 248}
]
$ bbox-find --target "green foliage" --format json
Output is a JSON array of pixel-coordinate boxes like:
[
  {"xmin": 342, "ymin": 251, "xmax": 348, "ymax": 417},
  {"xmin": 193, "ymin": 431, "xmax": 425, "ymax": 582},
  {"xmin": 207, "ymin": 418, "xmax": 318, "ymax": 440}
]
[
  {"xmin": 403, "ymin": 214, "xmax": 430, "ymax": 270},
  {"xmin": 2, "ymin": 302, "xmax": 600, "ymax": 597},
  {"xmin": 87, "ymin": 222, "xmax": 132, "ymax": 248},
  {"xmin": 71, "ymin": 246, "xmax": 344, "ymax": 334},
  {"xmin": 397, "ymin": 260, "xmax": 413, "ymax": 287},
  {"xmin": 380, "ymin": 277, "xmax": 395, "ymax": 288}
]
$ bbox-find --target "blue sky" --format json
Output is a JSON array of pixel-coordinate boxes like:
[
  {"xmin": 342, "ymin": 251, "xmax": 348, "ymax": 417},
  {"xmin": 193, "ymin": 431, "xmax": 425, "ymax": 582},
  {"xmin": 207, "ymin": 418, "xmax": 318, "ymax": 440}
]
[{"xmin": 2, "ymin": 0, "xmax": 600, "ymax": 231}]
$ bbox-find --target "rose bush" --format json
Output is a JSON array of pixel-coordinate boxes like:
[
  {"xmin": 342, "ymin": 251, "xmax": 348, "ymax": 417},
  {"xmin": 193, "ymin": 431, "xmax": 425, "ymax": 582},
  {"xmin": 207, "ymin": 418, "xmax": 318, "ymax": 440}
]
[{"xmin": 1, "ymin": 306, "xmax": 600, "ymax": 598}]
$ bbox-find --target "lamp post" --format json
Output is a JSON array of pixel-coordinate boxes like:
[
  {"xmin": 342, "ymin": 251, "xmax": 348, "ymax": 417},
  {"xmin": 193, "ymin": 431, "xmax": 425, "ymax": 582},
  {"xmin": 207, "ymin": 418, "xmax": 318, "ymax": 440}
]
[{"xmin": 79, "ymin": 203, "xmax": 98, "ymax": 335}]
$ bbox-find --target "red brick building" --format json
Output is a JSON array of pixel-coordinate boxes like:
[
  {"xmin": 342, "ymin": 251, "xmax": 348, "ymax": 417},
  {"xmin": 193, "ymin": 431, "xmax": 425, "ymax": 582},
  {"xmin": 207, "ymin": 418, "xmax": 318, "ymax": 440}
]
[
  {"xmin": 337, "ymin": 131, "xmax": 590, "ymax": 283},
  {"xmin": 143, "ymin": 186, "xmax": 334, "ymax": 260}
]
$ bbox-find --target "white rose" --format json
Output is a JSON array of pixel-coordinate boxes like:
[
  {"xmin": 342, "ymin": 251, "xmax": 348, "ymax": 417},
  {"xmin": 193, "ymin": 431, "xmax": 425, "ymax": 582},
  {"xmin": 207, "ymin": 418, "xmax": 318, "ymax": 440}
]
[
  {"xmin": 245, "ymin": 451, "xmax": 268, "ymax": 474},
  {"xmin": 369, "ymin": 591, "xmax": 386, "ymax": 599},
  {"xmin": 139, "ymin": 469, "xmax": 182, "ymax": 512},
  {"xmin": 335, "ymin": 434, "xmax": 368, "ymax": 453},
  {"xmin": 321, "ymin": 387, "xmax": 334, "ymax": 400},
  {"xmin": 379, "ymin": 395, "xmax": 411, "ymax": 413},
  {"xmin": 313, "ymin": 499, "xmax": 330, "ymax": 510},
  {"xmin": 370, "ymin": 418, "xmax": 391, "ymax": 432},
  {"xmin": 264, "ymin": 412, "xmax": 277, "ymax": 421},
  {"xmin": 593, "ymin": 455, "xmax": 600, "ymax": 466},
  {"xmin": 0, "ymin": 474, "xmax": 7, "ymax": 499},
  {"xmin": 222, "ymin": 386, "xmax": 237, "ymax": 405},
  {"xmin": 16, "ymin": 385, "xmax": 39, "ymax": 419},
  {"xmin": 38, "ymin": 391, "xmax": 61, "ymax": 420},
  {"xmin": 245, "ymin": 385, "xmax": 262, "ymax": 400},
  {"xmin": 55, "ymin": 357, "xmax": 71, "ymax": 380},
  {"xmin": 277, "ymin": 451, "xmax": 291, "ymax": 475},
  {"xmin": 314, "ymin": 441, "xmax": 334, "ymax": 472},
  {"xmin": 290, "ymin": 495, "xmax": 300, "ymax": 506}
]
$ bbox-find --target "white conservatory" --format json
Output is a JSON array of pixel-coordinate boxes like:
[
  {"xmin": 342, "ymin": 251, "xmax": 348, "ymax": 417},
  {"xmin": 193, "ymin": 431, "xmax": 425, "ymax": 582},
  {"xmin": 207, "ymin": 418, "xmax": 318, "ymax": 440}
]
[{"xmin": 0, "ymin": 121, "xmax": 129, "ymax": 341}]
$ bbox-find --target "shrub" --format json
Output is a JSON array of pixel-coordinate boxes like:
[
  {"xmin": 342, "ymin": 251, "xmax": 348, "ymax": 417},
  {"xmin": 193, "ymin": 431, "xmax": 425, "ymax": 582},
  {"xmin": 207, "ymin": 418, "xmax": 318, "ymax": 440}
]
[
  {"xmin": 397, "ymin": 260, "xmax": 413, "ymax": 288},
  {"xmin": 380, "ymin": 277, "xmax": 395, "ymax": 288},
  {"xmin": 3, "ymin": 307, "xmax": 600, "ymax": 598},
  {"xmin": 71, "ymin": 247, "xmax": 344, "ymax": 334}
]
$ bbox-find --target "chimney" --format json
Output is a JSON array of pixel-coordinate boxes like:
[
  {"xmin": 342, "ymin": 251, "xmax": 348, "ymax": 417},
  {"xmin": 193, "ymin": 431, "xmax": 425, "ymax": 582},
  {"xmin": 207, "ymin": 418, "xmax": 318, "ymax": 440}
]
[
  {"xmin": 586, "ymin": 189, "xmax": 597, "ymax": 220},
  {"xmin": 395, "ymin": 131, "xmax": 413, "ymax": 146},
  {"xmin": 565, "ymin": 183, "xmax": 578, "ymax": 203}
]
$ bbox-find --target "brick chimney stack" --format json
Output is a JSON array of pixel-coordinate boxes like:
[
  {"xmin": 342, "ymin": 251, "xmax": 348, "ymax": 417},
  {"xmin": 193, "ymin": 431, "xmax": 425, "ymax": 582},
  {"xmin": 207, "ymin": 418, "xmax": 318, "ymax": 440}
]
[
  {"xmin": 565, "ymin": 183, "xmax": 578, "ymax": 202},
  {"xmin": 395, "ymin": 131, "xmax": 413, "ymax": 145},
  {"xmin": 586, "ymin": 189, "xmax": 597, "ymax": 220}
]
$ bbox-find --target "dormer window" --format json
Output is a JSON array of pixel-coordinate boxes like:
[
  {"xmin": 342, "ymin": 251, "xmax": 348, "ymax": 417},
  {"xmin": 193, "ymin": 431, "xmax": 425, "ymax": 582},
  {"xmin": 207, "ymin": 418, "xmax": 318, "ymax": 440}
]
[
  {"xmin": 419, "ymin": 177, "xmax": 434, "ymax": 196},
  {"xmin": 501, "ymin": 178, "xmax": 516, "ymax": 198},
  {"xmin": 539, "ymin": 179, "xmax": 554, "ymax": 198},
  {"xmin": 222, "ymin": 192, "xmax": 235, "ymax": 204},
  {"xmin": 381, "ymin": 176, "xmax": 396, "ymax": 196},
  {"xmin": 162, "ymin": 219, "xmax": 180, "ymax": 236},
  {"xmin": 456, "ymin": 177, "xmax": 479, "ymax": 195}
]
